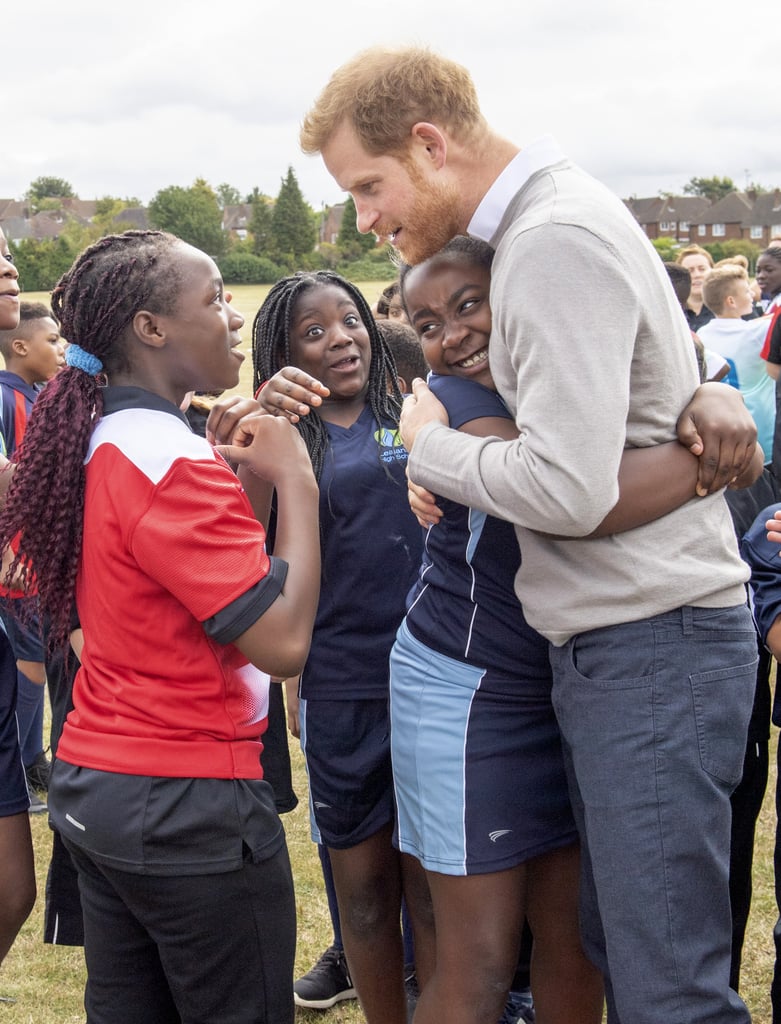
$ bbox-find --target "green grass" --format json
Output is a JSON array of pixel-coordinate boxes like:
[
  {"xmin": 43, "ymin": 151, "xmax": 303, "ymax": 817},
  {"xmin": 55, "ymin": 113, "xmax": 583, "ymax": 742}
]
[{"xmin": 0, "ymin": 720, "xmax": 778, "ymax": 1022}]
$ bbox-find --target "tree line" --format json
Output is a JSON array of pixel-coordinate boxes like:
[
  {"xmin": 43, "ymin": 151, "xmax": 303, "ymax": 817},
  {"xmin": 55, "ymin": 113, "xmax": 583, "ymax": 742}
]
[
  {"xmin": 8, "ymin": 172, "xmax": 396, "ymax": 292},
  {"xmin": 10, "ymin": 172, "xmax": 778, "ymax": 292}
]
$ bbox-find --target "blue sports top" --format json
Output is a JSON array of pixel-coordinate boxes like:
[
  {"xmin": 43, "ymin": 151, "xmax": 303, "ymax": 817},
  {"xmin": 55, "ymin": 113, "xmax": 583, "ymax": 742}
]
[
  {"xmin": 299, "ymin": 403, "xmax": 423, "ymax": 701},
  {"xmin": 404, "ymin": 374, "xmax": 550, "ymax": 685}
]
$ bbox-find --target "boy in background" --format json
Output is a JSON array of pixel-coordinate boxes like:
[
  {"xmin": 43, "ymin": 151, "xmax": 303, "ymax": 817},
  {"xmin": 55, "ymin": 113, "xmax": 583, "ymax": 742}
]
[
  {"xmin": 697, "ymin": 266, "xmax": 774, "ymax": 463},
  {"xmin": 0, "ymin": 302, "xmax": 65, "ymax": 809},
  {"xmin": 664, "ymin": 261, "xmax": 728, "ymax": 382}
]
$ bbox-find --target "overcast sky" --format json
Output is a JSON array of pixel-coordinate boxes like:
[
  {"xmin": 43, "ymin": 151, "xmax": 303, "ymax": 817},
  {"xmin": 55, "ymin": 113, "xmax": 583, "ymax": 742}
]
[{"xmin": 6, "ymin": 0, "xmax": 778, "ymax": 211}]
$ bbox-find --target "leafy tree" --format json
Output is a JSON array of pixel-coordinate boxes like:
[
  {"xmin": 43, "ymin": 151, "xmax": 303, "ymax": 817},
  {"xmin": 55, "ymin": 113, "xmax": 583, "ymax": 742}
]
[
  {"xmin": 10, "ymin": 236, "xmax": 75, "ymax": 291},
  {"xmin": 92, "ymin": 196, "xmax": 141, "ymax": 234},
  {"xmin": 651, "ymin": 237, "xmax": 678, "ymax": 262},
  {"xmin": 148, "ymin": 179, "xmax": 226, "ymax": 255},
  {"xmin": 216, "ymin": 252, "xmax": 283, "ymax": 285},
  {"xmin": 26, "ymin": 176, "xmax": 77, "ymax": 205},
  {"xmin": 702, "ymin": 240, "xmax": 761, "ymax": 268},
  {"xmin": 216, "ymin": 183, "xmax": 242, "ymax": 209},
  {"xmin": 249, "ymin": 194, "xmax": 275, "ymax": 257},
  {"xmin": 682, "ymin": 176, "xmax": 735, "ymax": 202},
  {"xmin": 271, "ymin": 167, "xmax": 316, "ymax": 262},
  {"xmin": 337, "ymin": 197, "xmax": 376, "ymax": 258}
]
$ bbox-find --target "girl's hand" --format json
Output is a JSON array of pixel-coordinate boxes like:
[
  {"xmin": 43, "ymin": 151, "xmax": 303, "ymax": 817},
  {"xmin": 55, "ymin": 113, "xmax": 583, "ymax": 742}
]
[
  {"xmin": 408, "ymin": 474, "xmax": 443, "ymax": 528},
  {"xmin": 766, "ymin": 510, "xmax": 781, "ymax": 546},
  {"xmin": 257, "ymin": 367, "xmax": 330, "ymax": 424},
  {"xmin": 216, "ymin": 413, "xmax": 315, "ymax": 487},
  {"xmin": 206, "ymin": 395, "xmax": 263, "ymax": 446}
]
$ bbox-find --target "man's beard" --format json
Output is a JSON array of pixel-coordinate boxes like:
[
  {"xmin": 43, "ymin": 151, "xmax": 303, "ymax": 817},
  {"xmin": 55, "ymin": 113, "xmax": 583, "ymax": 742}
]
[{"xmin": 392, "ymin": 166, "xmax": 463, "ymax": 266}]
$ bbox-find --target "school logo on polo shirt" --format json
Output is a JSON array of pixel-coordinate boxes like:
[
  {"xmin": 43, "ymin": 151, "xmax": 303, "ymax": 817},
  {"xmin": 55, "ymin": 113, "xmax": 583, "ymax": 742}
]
[{"xmin": 374, "ymin": 426, "xmax": 407, "ymax": 463}]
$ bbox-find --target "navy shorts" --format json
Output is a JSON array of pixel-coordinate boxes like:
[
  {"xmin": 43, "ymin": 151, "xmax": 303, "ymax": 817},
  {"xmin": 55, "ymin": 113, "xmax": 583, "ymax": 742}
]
[
  {"xmin": 390, "ymin": 620, "xmax": 577, "ymax": 874},
  {"xmin": 1, "ymin": 597, "xmax": 44, "ymax": 663},
  {"xmin": 0, "ymin": 627, "xmax": 30, "ymax": 816},
  {"xmin": 300, "ymin": 696, "xmax": 394, "ymax": 849}
]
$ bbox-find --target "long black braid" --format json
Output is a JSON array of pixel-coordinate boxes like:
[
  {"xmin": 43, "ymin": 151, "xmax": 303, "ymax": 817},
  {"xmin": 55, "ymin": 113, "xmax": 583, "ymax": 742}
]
[
  {"xmin": 0, "ymin": 230, "xmax": 182, "ymax": 654},
  {"xmin": 252, "ymin": 271, "xmax": 403, "ymax": 481}
]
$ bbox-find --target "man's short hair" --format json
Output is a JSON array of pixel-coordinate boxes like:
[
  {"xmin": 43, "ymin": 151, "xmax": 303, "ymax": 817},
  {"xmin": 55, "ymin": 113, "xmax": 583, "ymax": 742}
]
[
  {"xmin": 702, "ymin": 265, "xmax": 748, "ymax": 314},
  {"xmin": 300, "ymin": 46, "xmax": 485, "ymax": 156},
  {"xmin": 0, "ymin": 301, "xmax": 55, "ymax": 359}
]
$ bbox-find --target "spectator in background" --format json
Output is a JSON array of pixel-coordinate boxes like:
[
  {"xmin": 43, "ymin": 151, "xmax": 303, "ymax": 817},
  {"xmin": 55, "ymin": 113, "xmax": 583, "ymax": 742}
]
[
  {"xmin": 757, "ymin": 246, "xmax": 781, "ymax": 314},
  {"xmin": 664, "ymin": 261, "xmax": 728, "ymax": 382},
  {"xmin": 675, "ymin": 244, "xmax": 715, "ymax": 331},
  {"xmin": 375, "ymin": 281, "xmax": 409, "ymax": 324},
  {"xmin": 698, "ymin": 264, "xmax": 775, "ymax": 463},
  {"xmin": 0, "ymin": 227, "xmax": 36, "ymax": 975},
  {"xmin": 376, "ymin": 319, "xmax": 429, "ymax": 393},
  {"xmin": 0, "ymin": 303, "xmax": 66, "ymax": 813}
]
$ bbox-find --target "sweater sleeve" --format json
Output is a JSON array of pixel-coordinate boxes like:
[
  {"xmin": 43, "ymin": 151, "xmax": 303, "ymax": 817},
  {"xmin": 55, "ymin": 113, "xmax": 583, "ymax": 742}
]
[{"xmin": 409, "ymin": 223, "xmax": 645, "ymax": 536}]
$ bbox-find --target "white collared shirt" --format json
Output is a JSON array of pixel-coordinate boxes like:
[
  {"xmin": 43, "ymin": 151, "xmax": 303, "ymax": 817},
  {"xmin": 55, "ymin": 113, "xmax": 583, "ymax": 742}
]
[{"xmin": 467, "ymin": 135, "xmax": 566, "ymax": 242}]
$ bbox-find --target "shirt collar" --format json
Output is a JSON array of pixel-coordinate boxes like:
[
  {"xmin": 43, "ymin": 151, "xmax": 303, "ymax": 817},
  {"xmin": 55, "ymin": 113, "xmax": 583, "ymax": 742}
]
[
  {"xmin": 467, "ymin": 135, "xmax": 566, "ymax": 242},
  {"xmin": 102, "ymin": 385, "xmax": 190, "ymax": 426}
]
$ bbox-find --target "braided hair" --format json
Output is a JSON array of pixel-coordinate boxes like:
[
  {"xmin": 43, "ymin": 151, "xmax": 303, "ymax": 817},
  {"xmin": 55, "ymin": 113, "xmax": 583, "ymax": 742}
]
[
  {"xmin": 0, "ymin": 230, "xmax": 181, "ymax": 654},
  {"xmin": 251, "ymin": 271, "xmax": 403, "ymax": 480}
]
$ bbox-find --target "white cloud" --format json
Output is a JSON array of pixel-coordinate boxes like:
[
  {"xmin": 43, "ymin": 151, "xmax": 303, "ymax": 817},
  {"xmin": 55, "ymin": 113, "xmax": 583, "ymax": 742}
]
[{"xmin": 5, "ymin": 0, "xmax": 780, "ymax": 207}]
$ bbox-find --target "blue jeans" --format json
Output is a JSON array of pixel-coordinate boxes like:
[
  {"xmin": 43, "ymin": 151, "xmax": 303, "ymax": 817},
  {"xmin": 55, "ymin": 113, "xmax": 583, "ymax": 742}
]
[{"xmin": 549, "ymin": 604, "xmax": 757, "ymax": 1024}]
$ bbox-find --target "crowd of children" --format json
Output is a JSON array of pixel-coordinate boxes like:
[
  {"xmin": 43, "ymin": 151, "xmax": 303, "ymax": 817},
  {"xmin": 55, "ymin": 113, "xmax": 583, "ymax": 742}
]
[{"xmin": 2, "ymin": 167, "xmax": 781, "ymax": 1024}]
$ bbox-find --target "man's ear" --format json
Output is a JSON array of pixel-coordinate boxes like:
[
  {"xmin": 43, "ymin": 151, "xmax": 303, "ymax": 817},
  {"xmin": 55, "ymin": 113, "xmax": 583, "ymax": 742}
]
[
  {"xmin": 410, "ymin": 122, "xmax": 448, "ymax": 170},
  {"xmin": 131, "ymin": 310, "xmax": 167, "ymax": 350}
]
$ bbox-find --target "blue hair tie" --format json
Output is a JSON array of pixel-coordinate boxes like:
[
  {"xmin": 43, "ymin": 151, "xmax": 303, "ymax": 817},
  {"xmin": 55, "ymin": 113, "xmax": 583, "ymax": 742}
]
[{"xmin": 65, "ymin": 344, "xmax": 104, "ymax": 376}]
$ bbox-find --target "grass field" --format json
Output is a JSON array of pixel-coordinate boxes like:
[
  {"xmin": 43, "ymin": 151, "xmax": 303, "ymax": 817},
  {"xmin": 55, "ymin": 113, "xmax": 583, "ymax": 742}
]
[
  {"xmin": 1, "ymin": 714, "xmax": 779, "ymax": 1022},
  {"xmin": 19, "ymin": 281, "xmax": 389, "ymax": 401},
  {"xmin": 5, "ymin": 281, "xmax": 779, "ymax": 1021}
]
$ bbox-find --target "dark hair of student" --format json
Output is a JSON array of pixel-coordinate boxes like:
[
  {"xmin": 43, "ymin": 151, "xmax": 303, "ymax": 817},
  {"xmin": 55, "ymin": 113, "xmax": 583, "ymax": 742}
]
[
  {"xmin": 376, "ymin": 320, "xmax": 429, "ymax": 384},
  {"xmin": 376, "ymin": 280, "xmax": 400, "ymax": 318},
  {"xmin": 18, "ymin": 301, "xmax": 54, "ymax": 323},
  {"xmin": 398, "ymin": 235, "xmax": 494, "ymax": 314},
  {"xmin": 251, "ymin": 271, "xmax": 403, "ymax": 481},
  {"xmin": 663, "ymin": 261, "xmax": 692, "ymax": 307},
  {"xmin": 0, "ymin": 230, "xmax": 181, "ymax": 654}
]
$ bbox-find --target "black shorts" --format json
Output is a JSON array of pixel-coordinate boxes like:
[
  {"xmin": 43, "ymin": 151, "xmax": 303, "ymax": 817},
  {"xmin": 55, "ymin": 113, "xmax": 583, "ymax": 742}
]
[{"xmin": 300, "ymin": 697, "xmax": 394, "ymax": 849}]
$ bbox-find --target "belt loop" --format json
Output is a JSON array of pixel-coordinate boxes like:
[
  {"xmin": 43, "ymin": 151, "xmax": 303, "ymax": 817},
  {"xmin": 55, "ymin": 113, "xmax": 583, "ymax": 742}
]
[{"xmin": 681, "ymin": 605, "xmax": 693, "ymax": 635}]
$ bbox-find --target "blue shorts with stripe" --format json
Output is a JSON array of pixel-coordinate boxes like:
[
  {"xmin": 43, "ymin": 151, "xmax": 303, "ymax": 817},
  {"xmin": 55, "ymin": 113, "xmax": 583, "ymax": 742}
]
[
  {"xmin": 300, "ymin": 696, "xmax": 395, "ymax": 849},
  {"xmin": 389, "ymin": 620, "xmax": 576, "ymax": 875}
]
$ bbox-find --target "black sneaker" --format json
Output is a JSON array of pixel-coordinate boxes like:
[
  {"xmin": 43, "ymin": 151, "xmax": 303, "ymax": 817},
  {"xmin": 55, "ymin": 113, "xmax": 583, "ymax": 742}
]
[
  {"xmin": 25, "ymin": 751, "xmax": 51, "ymax": 793},
  {"xmin": 293, "ymin": 944, "xmax": 356, "ymax": 1009}
]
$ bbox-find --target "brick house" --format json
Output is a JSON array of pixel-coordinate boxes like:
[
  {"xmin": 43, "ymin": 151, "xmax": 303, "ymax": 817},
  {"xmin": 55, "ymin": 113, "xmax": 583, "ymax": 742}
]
[
  {"xmin": 624, "ymin": 196, "xmax": 710, "ymax": 242},
  {"xmin": 687, "ymin": 190, "xmax": 781, "ymax": 247}
]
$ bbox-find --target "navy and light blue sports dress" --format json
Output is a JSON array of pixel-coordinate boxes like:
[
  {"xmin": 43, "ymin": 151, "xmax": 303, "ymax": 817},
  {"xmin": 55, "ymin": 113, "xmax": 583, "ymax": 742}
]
[{"xmin": 390, "ymin": 374, "xmax": 576, "ymax": 875}]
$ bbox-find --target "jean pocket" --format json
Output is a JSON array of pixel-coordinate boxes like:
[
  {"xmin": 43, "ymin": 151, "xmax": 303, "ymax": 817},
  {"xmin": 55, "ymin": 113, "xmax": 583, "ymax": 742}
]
[{"xmin": 690, "ymin": 658, "xmax": 758, "ymax": 787}]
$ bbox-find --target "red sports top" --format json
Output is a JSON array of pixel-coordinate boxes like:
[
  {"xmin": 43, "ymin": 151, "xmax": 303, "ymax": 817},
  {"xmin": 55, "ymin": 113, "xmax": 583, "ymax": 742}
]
[{"xmin": 57, "ymin": 387, "xmax": 285, "ymax": 779}]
